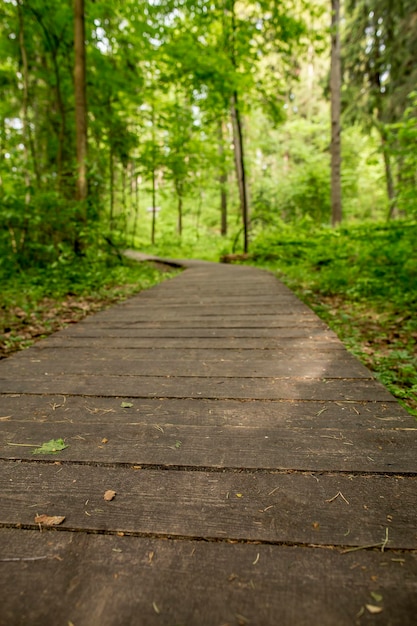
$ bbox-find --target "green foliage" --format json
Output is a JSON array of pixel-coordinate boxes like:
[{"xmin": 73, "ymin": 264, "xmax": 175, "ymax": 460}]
[
  {"xmin": 0, "ymin": 191, "xmax": 84, "ymax": 271},
  {"xmin": 0, "ymin": 249, "xmax": 175, "ymax": 320},
  {"xmin": 390, "ymin": 93, "xmax": 417, "ymax": 217},
  {"xmin": 32, "ymin": 439, "xmax": 68, "ymax": 455},
  {"xmin": 251, "ymin": 220, "xmax": 417, "ymax": 305},
  {"xmin": 249, "ymin": 219, "xmax": 417, "ymax": 413},
  {"xmin": 375, "ymin": 350, "xmax": 417, "ymax": 412}
]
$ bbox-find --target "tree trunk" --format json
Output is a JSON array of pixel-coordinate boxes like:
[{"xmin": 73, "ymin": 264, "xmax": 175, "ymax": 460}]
[
  {"xmin": 195, "ymin": 188, "xmax": 203, "ymax": 238},
  {"xmin": 177, "ymin": 193, "xmax": 183, "ymax": 236},
  {"xmin": 109, "ymin": 148, "xmax": 115, "ymax": 229},
  {"xmin": 74, "ymin": 0, "xmax": 88, "ymax": 204},
  {"xmin": 132, "ymin": 168, "xmax": 140, "ymax": 245},
  {"xmin": 231, "ymin": 92, "xmax": 249, "ymax": 253},
  {"xmin": 121, "ymin": 164, "xmax": 127, "ymax": 212},
  {"xmin": 151, "ymin": 167, "xmax": 157, "ymax": 245},
  {"xmin": 229, "ymin": 1, "xmax": 249, "ymax": 252},
  {"xmin": 382, "ymin": 141, "xmax": 396, "ymax": 219},
  {"xmin": 17, "ymin": 1, "xmax": 31, "ymax": 206},
  {"xmin": 217, "ymin": 120, "xmax": 228, "ymax": 236},
  {"xmin": 330, "ymin": 0, "xmax": 342, "ymax": 226}
]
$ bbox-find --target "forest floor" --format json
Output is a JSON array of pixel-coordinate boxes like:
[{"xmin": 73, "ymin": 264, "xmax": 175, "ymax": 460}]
[
  {"xmin": 294, "ymin": 290, "xmax": 417, "ymax": 415},
  {"xmin": 0, "ymin": 259, "xmax": 178, "ymax": 359},
  {"xmin": 1, "ymin": 288, "xmax": 138, "ymax": 359}
]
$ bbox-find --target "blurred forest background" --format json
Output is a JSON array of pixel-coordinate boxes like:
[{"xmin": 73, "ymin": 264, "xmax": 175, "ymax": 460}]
[{"xmin": 0, "ymin": 0, "xmax": 416, "ymax": 413}]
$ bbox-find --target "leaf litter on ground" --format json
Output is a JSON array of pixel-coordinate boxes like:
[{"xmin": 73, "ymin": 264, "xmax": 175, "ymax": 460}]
[{"xmin": 34, "ymin": 514, "xmax": 66, "ymax": 527}]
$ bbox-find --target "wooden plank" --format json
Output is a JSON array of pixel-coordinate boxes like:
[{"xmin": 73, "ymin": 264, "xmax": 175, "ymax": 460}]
[
  {"xmin": 118, "ymin": 296, "xmax": 299, "ymax": 305},
  {"xmin": 5, "ymin": 355, "xmax": 373, "ymax": 379},
  {"xmin": 0, "ymin": 530, "xmax": 415, "ymax": 626},
  {"xmin": 23, "ymin": 346, "xmax": 364, "ymax": 362},
  {"xmin": 121, "ymin": 292, "xmax": 299, "ymax": 301},
  {"xmin": 0, "ymin": 395, "xmax": 409, "ymax": 429},
  {"xmin": 55, "ymin": 327, "xmax": 338, "ymax": 339},
  {"xmin": 32, "ymin": 336, "xmax": 347, "ymax": 351},
  {"xmin": 1, "ymin": 461, "xmax": 415, "ymax": 547},
  {"xmin": 0, "ymin": 374, "xmax": 395, "ymax": 401},
  {"xmin": 82, "ymin": 308, "xmax": 316, "ymax": 320},
  {"xmin": 1, "ymin": 421, "xmax": 415, "ymax": 472},
  {"xmin": 78, "ymin": 317, "xmax": 324, "ymax": 329}
]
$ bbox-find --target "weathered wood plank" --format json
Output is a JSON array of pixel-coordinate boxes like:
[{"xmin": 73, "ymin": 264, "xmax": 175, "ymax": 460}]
[
  {"xmin": 5, "ymin": 355, "xmax": 372, "ymax": 379},
  {"xmin": 0, "ymin": 374, "xmax": 395, "ymax": 401},
  {"xmin": 0, "ymin": 530, "xmax": 415, "ymax": 626},
  {"xmin": 55, "ymin": 326, "xmax": 338, "ymax": 339},
  {"xmin": 32, "ymin": 336, "xmax": 347, "ymax": 351},
  {"xmin": 117, "ymin": 296, "xmax": 300, "ymax": 305},
  {"xmin": 78, "ymin": 317, "xmax": 324, "ymax": 329},
  {"xmin": 1, "ymin": 421, "xmax": 415, "ymax": 472},
  {"xmin": 82, "ymin": 308, "xmax": 316, "ymax": 319},
  {"xmin": 1, "ymin": 461, "xmax": 415, "ymax": 547},
  {"xmin": 22, "ymin": 346, "xmax": 364, "ymax": 362},
  {"xmin": 0, "ymin": 395, "xmax": 409, "ymax": 429}
]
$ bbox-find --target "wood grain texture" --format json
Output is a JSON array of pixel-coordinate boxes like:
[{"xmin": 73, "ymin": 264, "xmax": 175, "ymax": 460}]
[
  {"xmin": 31, "ymin": 336, "xmax": 347, "ymax": 350},
  {"xmin": 0, "ymin": 530, "xmax": 416, "ymax": 626},
  {"xmin": 0, "ymin": 374, "xmax": 395, "ymax": 401},
  {"xmin": 23, "ymin": 346, "xmax": 359, "ymax": 360},
  {"xmin": 1, "ymin": 420, "xmax": 415, "ymax": 473},
  {"xmin": 4, "ymin": 355, "xmax": 373, "ymax": 379},
  {"xmin": 0, "ymin": 395, "xmax": 409, "ymax": 428},
  {"xmin": 1, "ymin": 461, "xmax": 415, "ymax": 547},
  {"xmin": 54, "ymin": 326, "xmax": 338, "ymax": 338}
]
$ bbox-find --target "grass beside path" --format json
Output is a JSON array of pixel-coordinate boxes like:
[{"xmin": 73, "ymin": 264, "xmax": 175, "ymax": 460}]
[{"xmin": 0, "ymin": 256, "xmax": 178, "ymax": 359}]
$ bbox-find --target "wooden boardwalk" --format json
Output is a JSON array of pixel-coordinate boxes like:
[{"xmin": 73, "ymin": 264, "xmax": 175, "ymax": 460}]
[{"xmin": 1, "ymin": 259, "xmax": 416, "ymax": 625}]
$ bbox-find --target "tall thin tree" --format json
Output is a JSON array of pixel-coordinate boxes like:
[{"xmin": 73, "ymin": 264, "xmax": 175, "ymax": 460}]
[
  {"xmin": 229, "ymin": 0, "xmax": 249, "ymax": 252},
  {"xmin": 330, "ymin": 0, "xmax": 342, "ymax": 225},
  {"xmin": 74, "ymin": 0, "xmax": 88, "ymax": 204},
  {"xmin": 217, "ymin": 120, "xmax": 228, "ymax": 236}
]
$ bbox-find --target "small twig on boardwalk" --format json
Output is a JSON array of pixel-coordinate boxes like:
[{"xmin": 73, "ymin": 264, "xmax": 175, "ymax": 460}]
[
  {"xmin": 342, "ymin": 528, "xmax": 389, "ymax": 554},
  {"xmin": 0, "ymin": 556, "xmax": 48, "ymax": 562},
  {"xmin": 381, "ymin": 527, "xmax": 389, "ymax": 552},
  {"xmin": 325, "ymin": 491, "xmax": 350, "ymax": 504}
]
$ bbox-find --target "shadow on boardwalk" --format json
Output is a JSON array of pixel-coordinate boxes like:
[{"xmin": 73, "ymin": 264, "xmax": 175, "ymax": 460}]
[{"xmin": 0, "ymin": 255, "xmax": 416, "ymax": 625}]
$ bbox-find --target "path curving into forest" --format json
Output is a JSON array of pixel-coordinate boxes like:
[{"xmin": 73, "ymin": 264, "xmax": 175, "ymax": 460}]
[{"xmin": 0, "ymin": 256, "xmax": 416, "ymax": 625}]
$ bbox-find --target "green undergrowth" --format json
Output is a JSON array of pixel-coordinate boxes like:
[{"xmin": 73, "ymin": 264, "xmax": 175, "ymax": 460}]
[
  {"xmin": 249, "ymin": 219, "xmax": 417, "ymax": 415},
  {"xmin": 0, "ymin": 249, "xmax": 178, "ymax": 357}
]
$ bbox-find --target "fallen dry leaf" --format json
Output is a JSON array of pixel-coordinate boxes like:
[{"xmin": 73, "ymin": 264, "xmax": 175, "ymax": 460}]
[
  {"xmin": 104, "ymin": 490, "xmax": 116, "ymax": 501},
  {"xmin": 365, "ymin": 604, "xmax": 384, "ymax": 614},
  {"xmin": 34, "ymin": 514, "xmax": 65, "ymax": 527}
]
